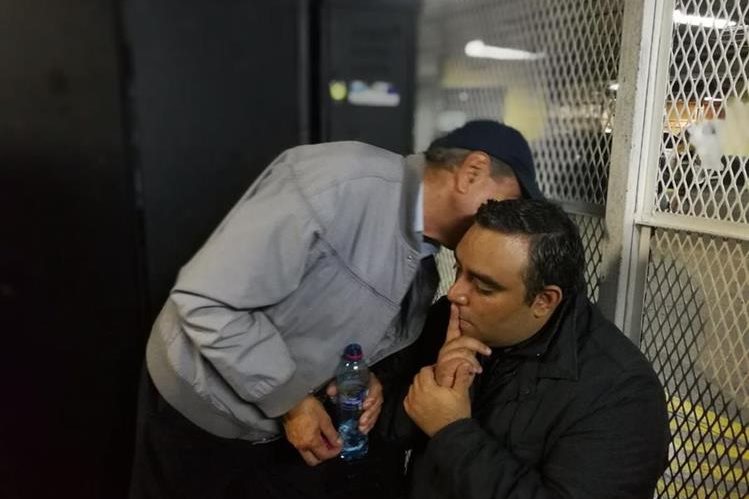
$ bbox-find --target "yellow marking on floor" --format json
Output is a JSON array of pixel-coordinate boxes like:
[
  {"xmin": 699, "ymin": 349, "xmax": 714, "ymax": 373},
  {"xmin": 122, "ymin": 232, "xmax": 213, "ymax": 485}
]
[
  {"xmin": 669, "ymin": 395, "xmax": 748, "ymax": 445},
  {"xmin": 667, "ymin": 459, "xmax": 749, "ymax": 485},
  {"xmin": 657, "ymin": 478, "xmax": 745, "ymax": 499},
  {"xmin": 671, "ymin": 436, "xmax": 749, "ymax": 462}
]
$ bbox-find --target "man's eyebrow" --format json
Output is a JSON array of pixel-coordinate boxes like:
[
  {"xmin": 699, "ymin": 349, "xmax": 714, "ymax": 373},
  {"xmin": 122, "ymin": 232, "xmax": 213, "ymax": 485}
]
[{"xmin": 455, "ymin": 253, "xmax": 504, "ymax": 289}]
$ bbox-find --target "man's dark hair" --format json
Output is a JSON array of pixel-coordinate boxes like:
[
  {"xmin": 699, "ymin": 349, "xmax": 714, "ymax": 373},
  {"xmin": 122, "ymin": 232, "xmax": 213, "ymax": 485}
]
[
  {"xmin": 425, "ymin": 147, "xmax": 516, "ymax": 179},
  {"xmin": 475, "ymin": 199, "xmax": 586, "ymax": 303}
]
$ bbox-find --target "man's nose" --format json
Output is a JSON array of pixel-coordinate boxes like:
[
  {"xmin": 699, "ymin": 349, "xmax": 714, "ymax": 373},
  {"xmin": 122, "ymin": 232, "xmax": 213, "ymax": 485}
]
[{"xmin": 447, "ymin": 281, "xmax": 468, "ymax": 305}]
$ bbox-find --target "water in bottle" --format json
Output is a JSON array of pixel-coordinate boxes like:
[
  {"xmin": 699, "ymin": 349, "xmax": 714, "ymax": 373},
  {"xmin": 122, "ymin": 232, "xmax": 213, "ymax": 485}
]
[{"xmin": 335, "ymin": 343, "xmax": 370, "ymax": 461}]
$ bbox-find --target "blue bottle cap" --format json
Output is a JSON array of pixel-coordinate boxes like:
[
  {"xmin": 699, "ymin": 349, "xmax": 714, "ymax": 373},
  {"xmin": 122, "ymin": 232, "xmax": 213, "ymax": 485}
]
[{"xmin": 343, "ymin": 343, "xmax": 363, "ymax": 361}]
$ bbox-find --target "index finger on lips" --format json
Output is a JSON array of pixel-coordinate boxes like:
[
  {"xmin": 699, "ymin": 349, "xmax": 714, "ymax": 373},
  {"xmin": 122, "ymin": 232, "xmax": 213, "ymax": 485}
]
[{"xmin": 445, "ymin": 304, "xmax": 462, "ymax": 343}]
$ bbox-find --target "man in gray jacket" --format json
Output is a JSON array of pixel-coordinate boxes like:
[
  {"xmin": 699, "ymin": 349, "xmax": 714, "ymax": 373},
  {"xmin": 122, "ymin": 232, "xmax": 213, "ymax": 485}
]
[{"xmin": 129, "ymin": 120, "xmax": 543, "ymax": 498}]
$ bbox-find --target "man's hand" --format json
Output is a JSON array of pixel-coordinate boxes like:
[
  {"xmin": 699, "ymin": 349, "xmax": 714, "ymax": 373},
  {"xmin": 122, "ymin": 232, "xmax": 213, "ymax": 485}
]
[
  {"xmin": 326, "ymin": 372, "xmax": 384, "ymax": 434},
  {"xmin": 403, "ymin": 364, "xmax": 474, "ymax": 437},
  {"xmin": 435, "ymin": 304, "xmax": 492, "ymax": 387},
  {"xmin": 282, "ymin": 395, "xmax": 342, "ymax": 466}
]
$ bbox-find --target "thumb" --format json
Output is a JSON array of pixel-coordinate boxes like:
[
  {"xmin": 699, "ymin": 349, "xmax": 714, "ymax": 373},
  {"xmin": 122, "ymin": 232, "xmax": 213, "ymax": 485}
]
[
  {"xmin": 453, "ymin": 363, "xmax": 476, "ymax": 391},
  {"xmin": 318, "ymin": 411, "xmax": 342, "ymax": 448}
]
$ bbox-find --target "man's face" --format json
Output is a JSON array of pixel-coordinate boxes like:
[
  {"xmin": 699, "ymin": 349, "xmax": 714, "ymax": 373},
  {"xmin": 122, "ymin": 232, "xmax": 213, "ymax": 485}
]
[
  {"xmin": 447, "ymin": 225, "xmax": 537, "ymax": 347},
  {"xmin": 444, "ymin": 175, "xmax": 521, "ymax": 249}
]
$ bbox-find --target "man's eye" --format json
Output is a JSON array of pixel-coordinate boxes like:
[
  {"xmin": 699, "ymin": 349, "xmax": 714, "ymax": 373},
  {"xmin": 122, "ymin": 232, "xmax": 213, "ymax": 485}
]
[{"xmin": 475, "ymin": 283, "xmax": 494, "ymax": 295}]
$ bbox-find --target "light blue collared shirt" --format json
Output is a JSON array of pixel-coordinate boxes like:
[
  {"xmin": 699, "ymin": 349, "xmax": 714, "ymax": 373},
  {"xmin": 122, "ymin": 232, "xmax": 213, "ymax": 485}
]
[{"xmin": 415, "ymin": 184, "xmax": 440, "ymax": 257}]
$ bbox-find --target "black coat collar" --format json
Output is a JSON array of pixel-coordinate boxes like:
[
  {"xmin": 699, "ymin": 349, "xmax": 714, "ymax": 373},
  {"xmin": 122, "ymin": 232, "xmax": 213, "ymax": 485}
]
[{"xmin": 491, "ymin": 293, "xmax": 593, "ymax": 383}]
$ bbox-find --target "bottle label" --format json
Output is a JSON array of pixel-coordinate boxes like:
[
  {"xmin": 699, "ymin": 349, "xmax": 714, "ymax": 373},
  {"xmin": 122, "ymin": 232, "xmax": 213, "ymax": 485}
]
[{"xmin": 339, "ymin": 391, "xmax": 366, "ymax": 411}]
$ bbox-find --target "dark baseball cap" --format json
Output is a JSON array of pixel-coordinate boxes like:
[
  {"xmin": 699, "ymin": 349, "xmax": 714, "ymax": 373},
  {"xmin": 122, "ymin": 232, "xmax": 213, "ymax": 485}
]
[{"xmin": 428, "ymin": 120, "xmax": 543, "ymax": 200}]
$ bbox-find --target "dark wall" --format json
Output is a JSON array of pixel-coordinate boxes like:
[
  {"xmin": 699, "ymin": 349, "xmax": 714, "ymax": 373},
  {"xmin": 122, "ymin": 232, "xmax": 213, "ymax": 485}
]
[
  {"xmin": 0, "ymin": 1, "xmax": 414, "ymax": 497},
  {"xmin": 319, "ymin": 0, "xmax": 417, "ymax": 154},
  {"xmin": 124, "ymin": 0, "xmax": 309, "ymax": 316},
  {"xmin": 0, "ymin": 1, "xmax": 143, "ymax": 498},
  {"xmin": 0, "ymin": 1, "xmax": 308, "ymax": 497}
]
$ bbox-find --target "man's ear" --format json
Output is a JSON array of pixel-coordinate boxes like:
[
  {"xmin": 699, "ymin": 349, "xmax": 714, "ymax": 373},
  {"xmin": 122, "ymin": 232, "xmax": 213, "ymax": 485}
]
[
  {"xmin": 530, "ymin": 285, "xmax": 563, "ymax": 319},
  {"xmin": 454, "ymin": 151, "xmax": 492, "ymax": 193}
]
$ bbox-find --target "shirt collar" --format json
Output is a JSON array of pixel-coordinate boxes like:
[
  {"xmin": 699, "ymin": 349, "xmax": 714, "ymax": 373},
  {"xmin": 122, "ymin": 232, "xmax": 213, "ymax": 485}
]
[
  {"xmin": 414, "ymin": 183, "xmax": 424, "ymax": 234},
  {"xmin": 415, "ymin": 183, "xmax": 440, "ymax": 257}
]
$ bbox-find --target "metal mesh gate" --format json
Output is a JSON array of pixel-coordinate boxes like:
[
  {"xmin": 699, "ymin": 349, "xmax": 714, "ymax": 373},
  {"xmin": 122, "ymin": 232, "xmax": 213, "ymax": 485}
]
[
  {"xmin": 655, "ymin": 0, "xmax": 748, "ymax": 224},
  {"xmin": 635, "ymin": 1, "xmax": 749, "ymax": 496},
  {"xmin": 640, "ymin": 230, "xmax": 748, "ymax": 498},
  {"xmin": 416, "ymin": 0, "xmax": 624, "ymax": 301},
  {"xmin": 417, "ymin": 0, "xmax": 749, "ymax": 497}
]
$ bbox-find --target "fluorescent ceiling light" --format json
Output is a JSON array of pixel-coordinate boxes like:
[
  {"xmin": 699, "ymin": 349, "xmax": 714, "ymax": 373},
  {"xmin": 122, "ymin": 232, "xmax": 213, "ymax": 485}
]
[
  {"xmin": 609, "ymin": 82, "xmax": 620, "ymax": 91},
  {"xmin": 704, "ymin": 96, "xmax": 723, "ymax": 102},
  {"xmin": 673, "ymin": 9, "xmax": 737, "ymax": 29},
  {"xmin": 464, "ymin": 40, "xmax": 544, "ymax": 61}
]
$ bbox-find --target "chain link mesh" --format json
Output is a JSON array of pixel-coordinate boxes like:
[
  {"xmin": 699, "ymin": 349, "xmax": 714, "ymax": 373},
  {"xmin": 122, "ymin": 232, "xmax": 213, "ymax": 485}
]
[
  {"xmin": 531, "ymin": 0, "xmax": 621, "ymax": 206},
  {"xmin": 640, "ymin": 228, "xmax": 748, "ymax": 498},
  {"xmin": 569, "ymin": 213, "xmax": 605, "ymax": 302},
  {"xmin": 417, "ymin": 0, "xmax": 623, "ymax": 301},
  {"xmin": 419, "ymin": 1, "xmax": 749, "ymax": 496},
  {"xmin": 642, "ymin": 1, "xmax": 749, "ymax": 495},
  {"xmin": 655, "ymin": 0, "xmax": 749, "ymax": 223},
  {"xmin": 417, "ymin": 0, "xmax": 622, "ymax": 206}
]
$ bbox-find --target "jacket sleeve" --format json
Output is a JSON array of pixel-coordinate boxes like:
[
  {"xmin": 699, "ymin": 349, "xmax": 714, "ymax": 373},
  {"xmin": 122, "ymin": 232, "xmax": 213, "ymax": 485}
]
[
  {"xmin": 375, "ymin": 298, "xmax": 450, "ymax": 444},
  {"xmin": 167, "ymin": 164, "xmax": 321, "ymax": 417},
  {"xmin": 423, "ymin": 370, "xmax": 669, "ymax": 499}
]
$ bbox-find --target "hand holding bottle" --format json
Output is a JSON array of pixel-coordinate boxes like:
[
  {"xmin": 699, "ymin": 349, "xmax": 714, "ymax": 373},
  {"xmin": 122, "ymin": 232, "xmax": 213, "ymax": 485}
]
[
  {"xmin": 327, "ymin": 372, "xmax": 383, "ymax": 434},
  {"xmin": 335, "ymin": 343, "xmax": 371, "ymax": 460}
]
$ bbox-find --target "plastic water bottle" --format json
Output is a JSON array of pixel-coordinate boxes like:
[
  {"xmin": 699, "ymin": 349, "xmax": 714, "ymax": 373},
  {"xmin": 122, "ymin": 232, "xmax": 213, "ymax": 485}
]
[{"xmin": 335, "ymin": 343, "xmax": 369, "ymax": 461}]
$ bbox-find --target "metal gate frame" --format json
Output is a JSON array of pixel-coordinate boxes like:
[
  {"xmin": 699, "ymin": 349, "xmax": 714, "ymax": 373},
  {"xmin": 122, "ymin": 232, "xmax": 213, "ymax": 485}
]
[
  {"xmin": 602, "ymin": 1, "xmax": 748, "ymax": 496},
  {"xmin": 601, "ymin": 0, "xmax": 748, "ymax": 340},
  {"xmin": 598, "ymin": 0, "xmax": 673, "ymax": 339}
]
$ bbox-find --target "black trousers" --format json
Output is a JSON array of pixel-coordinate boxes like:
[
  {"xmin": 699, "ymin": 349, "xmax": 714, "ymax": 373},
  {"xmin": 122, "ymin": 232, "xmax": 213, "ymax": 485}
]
[{"xmin": 128, "ymin": 369, "xmax": 407, "ymax": 499}]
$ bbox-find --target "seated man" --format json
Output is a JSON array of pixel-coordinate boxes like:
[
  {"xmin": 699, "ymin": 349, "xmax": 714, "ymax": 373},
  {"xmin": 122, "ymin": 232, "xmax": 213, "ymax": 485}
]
[{"xmin": 400, "ymin": 198, "xmax": 670, "ymax": 499}]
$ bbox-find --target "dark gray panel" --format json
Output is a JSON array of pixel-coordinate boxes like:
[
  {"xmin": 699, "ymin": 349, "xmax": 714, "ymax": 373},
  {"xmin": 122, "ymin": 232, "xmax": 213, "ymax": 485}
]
[
  {"xmin": 0, "ymin": 1, "xmax": 143, "ymax": 497},
  {"xmin": 319, "ymin": 0, "xmax": 417, "ymax": 154},
  {"xmin": 124, "ymin": 0, "xmax": 308, "ymax": 317}
]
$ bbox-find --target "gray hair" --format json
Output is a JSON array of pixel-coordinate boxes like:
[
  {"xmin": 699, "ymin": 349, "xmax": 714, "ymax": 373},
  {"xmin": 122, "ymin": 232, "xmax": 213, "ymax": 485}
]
[{"xmin": 424, "ymin": 147, "xmax": 515, "ymax": 179}]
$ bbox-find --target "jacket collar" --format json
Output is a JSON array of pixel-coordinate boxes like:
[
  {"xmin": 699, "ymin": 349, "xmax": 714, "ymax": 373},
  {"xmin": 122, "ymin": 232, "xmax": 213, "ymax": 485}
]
[
  {"xmin": 499, "ymin": 293, "xmax": 590, "ymax": 382},
  {"xmin": 535, "ymin": 295, "xmax": 581, "ymax": 381}
]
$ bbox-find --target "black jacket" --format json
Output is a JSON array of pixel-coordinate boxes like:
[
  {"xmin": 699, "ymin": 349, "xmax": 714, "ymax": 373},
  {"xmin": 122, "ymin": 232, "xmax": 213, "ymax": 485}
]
[{"xmin": 380, "ymin": 294, "xmax": 670, "ymax": 499}]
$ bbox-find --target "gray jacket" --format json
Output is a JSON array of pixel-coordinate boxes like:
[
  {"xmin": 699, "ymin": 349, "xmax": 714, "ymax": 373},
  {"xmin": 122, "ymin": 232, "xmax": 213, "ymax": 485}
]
[{"xmin": 146, "ymin": 141, "xmax": 436, "ymax": 442}]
